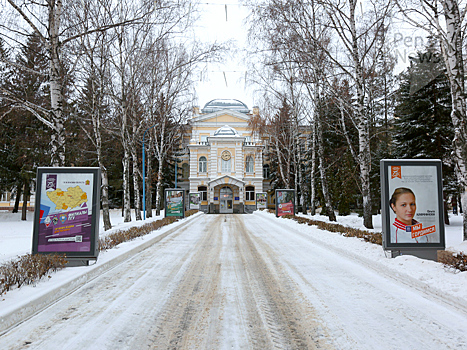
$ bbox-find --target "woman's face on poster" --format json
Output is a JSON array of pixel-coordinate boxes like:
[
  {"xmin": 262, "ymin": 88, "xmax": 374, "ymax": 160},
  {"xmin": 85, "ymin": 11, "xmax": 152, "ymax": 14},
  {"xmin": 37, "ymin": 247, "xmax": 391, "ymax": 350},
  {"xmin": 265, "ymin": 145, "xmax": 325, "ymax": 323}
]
[{"xmin": 391, "ymin": 192, "xmax": 416, "ymax": 225}]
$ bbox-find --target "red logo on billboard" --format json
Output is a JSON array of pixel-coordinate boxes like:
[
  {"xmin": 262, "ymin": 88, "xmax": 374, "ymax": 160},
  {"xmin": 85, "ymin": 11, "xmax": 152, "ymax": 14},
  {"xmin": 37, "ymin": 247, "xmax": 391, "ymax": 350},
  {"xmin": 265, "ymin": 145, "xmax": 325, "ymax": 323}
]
[{"xmin": 391, "ymin": 166, "xmax": 401, "ymax": 179}]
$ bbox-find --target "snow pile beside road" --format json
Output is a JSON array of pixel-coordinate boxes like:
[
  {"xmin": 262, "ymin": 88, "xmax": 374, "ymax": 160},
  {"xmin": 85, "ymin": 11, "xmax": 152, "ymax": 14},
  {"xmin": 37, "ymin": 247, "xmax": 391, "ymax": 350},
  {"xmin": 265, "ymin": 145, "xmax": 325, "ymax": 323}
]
[{"xmin": 257, "ymin": 210, "xmax": 467, "ymax": 309}]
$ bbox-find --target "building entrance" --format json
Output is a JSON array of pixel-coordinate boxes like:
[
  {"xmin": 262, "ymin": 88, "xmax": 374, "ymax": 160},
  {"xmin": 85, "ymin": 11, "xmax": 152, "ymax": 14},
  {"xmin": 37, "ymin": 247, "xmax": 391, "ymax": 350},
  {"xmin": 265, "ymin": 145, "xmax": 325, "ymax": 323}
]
[{"xmin": 219, "ymin": 186, "xmax": 233, "ymax": 213}]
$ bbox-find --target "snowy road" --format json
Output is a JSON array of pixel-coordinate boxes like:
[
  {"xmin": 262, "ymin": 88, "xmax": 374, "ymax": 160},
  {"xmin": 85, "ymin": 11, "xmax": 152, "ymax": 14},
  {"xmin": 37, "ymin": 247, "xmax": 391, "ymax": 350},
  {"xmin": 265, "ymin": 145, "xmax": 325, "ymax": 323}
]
[{"xmin": 2, "ymin": 213, "xmax": 467, "ymax": 349}]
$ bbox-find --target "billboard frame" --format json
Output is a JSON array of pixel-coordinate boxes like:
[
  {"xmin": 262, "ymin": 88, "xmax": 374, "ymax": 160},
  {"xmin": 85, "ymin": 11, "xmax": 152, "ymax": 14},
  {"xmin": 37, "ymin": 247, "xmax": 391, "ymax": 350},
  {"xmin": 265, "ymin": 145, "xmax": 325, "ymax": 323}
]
[
  {"xmin": 165, "ymin": 188, "xmax": 185, "ymax": 218},
  {"xmin": 189, "ymin": 192, "xmax": 200, "ymax": 210},
  {"xmin": 275, "ymin": 189, "xmax": 295, "ymax": 217},
  {"xmin": 32, "ymin": 167, "xmax": 101, "ymax": 261},
  {"xmin": 256, "ymin": 192, "xmax": 267, "ymax": 210},
  {"xmin": 380, "ymin": 159, "xmax": 445, "ymax": 258}
]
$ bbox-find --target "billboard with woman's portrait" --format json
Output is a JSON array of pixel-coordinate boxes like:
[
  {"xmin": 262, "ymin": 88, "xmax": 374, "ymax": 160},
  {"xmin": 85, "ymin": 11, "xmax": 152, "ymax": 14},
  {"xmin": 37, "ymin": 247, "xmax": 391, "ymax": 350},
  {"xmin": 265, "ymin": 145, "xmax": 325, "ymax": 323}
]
[
  {"xmin": 380, "ymin": 159, "xmax": 445, "ymax": 250},
  {"xmin": 275, "ymin": 189, "xmax": 295, "ymax": 217}
]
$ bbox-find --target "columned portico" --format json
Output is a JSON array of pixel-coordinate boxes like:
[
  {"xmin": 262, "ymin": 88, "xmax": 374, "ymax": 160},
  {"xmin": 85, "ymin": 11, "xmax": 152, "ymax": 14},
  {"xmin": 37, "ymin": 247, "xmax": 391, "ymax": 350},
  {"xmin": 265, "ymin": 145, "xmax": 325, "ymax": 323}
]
[{"xmin": 208, "ymin": 175, "xmax": 245, "ymax": 214}]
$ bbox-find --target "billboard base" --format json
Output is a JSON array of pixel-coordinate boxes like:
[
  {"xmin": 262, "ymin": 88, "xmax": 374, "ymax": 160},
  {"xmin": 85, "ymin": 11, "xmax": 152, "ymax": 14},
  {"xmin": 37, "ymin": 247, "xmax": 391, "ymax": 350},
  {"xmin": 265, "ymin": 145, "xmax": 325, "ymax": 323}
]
[
  {"xmin": 388, "ymin": 249, "xmax": 441, "ymax": 262},
  {"xmin": 65, "ymin": 258, "xmax": 97, "ymax": 267}
]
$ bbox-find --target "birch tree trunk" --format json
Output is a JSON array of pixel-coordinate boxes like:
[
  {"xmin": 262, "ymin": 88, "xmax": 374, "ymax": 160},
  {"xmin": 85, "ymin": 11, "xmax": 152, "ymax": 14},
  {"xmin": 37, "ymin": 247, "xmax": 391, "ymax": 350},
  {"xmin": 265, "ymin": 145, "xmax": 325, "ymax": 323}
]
[
  {"xmin": 317, "ymin": 108, "xmax": 336, "ymax": 221},
  {"xmin": 441, "ymin": 0, "xmax": 467, "ymax": 239},
  {"xmin": 101, "ymin": 167, "xmax": 112, "ymax": 230},
  {"xmin": 146, "ymin": 138, "xmax": 153, "ymax": 218},
  {"xmin": 131, "ymin": 133, "xmax": 142, "ymax": 221},
  {"xmin": 94, "ymin": 105, "xmax": 112, "ymax": 230},
  {"xmin": 47, "ymin": 0, "xmax": 66, "ymax": 166},
  {"xmin": 155, "ymin": 156, "xmax": 164, "ymax": 216},
  {"xmin": 310, "ymin": 117, "xmax": 317, "ymax": 216},
  {"xmin": 154, "ymin": 121, "xmax": 167, "ymax": 216},
  {"xmin": 350, "ymin": 0, "xmax": 373, "ymax": 229},
  {"xmin": 122, "ymin": 146, "xmax": 131, "ymax": 222}
]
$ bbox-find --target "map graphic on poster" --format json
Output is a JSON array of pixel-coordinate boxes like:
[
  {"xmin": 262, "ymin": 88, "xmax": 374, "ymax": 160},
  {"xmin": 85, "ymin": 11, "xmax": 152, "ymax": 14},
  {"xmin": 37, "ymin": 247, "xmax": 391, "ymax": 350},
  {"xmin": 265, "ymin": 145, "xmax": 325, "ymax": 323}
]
[{"xmin": 37, "ymin": 173, "xmax": 94, "ymax": 252}]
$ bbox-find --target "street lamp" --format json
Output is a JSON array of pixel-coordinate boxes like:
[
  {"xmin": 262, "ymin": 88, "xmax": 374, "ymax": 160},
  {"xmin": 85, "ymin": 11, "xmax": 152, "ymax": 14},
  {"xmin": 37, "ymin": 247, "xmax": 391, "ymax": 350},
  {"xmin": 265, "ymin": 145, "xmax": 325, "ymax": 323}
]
[{"xmin": 142, "ymin": 124, "xmax": 158, "ymax": 220}]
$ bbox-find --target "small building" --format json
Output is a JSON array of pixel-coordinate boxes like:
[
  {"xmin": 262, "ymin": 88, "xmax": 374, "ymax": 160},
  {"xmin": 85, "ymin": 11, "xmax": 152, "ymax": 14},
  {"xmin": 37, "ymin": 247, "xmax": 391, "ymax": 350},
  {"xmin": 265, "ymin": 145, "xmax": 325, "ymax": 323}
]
[{"xmin": 179, "ymin": 99, "xmax": 267, "ymax": 213}]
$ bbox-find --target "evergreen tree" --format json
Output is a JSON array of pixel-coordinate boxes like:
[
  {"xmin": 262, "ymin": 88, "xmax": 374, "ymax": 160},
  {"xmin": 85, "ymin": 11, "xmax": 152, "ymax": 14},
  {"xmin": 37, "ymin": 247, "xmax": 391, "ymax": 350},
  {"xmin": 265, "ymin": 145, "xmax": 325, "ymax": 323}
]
[
  {"xmin": 393, "ymin": 48, "xmax": 456, "ymax": 222},
  {"xmin": 0, "ymin": 33, "xmax": 50, "ymax": 218},
  {"xmin": 393, "ymin": 50, "xmax": 453, "ymax": 161}
]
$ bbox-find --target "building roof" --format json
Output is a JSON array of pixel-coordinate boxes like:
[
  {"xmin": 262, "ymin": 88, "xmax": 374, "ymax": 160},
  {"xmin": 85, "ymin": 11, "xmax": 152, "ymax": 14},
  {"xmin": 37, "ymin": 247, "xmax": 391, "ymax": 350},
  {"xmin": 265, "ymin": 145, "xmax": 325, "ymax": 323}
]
[
  {"xmin": 201, "ymin": 99, "xmax": 250, "ymax": 114},
  {"xmin": 213, "ymin": 125, "xmax": 240, "ymax": 137}
]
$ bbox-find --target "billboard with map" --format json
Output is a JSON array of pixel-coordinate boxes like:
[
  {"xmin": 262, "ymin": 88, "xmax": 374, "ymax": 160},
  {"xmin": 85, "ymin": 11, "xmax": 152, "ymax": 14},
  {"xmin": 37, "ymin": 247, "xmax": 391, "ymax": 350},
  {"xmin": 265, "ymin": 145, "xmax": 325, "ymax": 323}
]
[{"xmin": 32, "ymin": 167, "xmax": 101, "ymax": 258}]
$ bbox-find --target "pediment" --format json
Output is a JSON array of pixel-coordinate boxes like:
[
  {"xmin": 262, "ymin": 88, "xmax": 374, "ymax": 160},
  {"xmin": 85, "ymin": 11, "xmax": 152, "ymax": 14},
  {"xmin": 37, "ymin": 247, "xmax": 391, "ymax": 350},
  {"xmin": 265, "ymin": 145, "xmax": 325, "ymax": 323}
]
[
  {"xmin": 208, "ymin": 175, "xmax": 245, "ymax": 187},
  {"xmin": 203, "ymin": 114, "xmax": 247, "ymax": 124},
  {"xmin": 192, "ymin": 109, "xmax": 251, "ymax": 124}
]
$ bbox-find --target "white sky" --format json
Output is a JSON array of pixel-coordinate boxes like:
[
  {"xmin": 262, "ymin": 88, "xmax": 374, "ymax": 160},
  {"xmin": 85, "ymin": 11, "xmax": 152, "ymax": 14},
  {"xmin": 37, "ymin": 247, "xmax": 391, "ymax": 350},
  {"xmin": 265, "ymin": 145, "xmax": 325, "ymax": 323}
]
[{"xmin": 193, "ymin": 1, "xmax": 257, "ymax": 111}]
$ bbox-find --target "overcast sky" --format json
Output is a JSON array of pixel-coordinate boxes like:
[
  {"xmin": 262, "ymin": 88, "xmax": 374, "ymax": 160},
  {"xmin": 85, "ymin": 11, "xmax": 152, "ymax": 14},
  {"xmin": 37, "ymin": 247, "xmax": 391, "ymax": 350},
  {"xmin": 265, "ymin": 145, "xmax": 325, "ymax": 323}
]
[{"xmin": 193, "ymin": 1, "xmax": 257, "ymax": 111}]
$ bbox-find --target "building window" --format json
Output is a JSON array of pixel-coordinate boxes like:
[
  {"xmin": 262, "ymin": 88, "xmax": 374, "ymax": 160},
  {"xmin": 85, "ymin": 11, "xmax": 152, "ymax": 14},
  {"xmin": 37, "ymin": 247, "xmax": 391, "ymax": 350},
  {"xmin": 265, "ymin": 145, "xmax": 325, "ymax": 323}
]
[
  {"xmin": 199, "ymin": 156, "xmax": 207, "ymax": 173},
  {"xmin": 245, "ymin": 186, "xmax": 255, "ymax": 201},
  {"xmin": 263, "ymin": 164, "xmax": 270, "ymax": 179},
  {"xmin": 245, "ymin": 155, "xmax": 254, "ymax": 173},
  {"xmin": 182, "ymin": 163, "xmax": 189, "ymax": 179},
  {"xmin": 221, "ymin": 159, "xmax": 231, "ymax": 172},
  {"xmin": 198, "ymin": 186, "xmax": 207, "ymax": 201}
]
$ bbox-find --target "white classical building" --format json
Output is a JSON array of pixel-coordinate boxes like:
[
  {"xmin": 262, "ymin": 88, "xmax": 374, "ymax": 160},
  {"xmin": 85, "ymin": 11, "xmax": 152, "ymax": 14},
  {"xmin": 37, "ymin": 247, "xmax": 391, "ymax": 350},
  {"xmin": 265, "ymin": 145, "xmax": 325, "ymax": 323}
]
[{"xmin": 180, "ymin": 99, "xmax": 266, "ymax": 213}]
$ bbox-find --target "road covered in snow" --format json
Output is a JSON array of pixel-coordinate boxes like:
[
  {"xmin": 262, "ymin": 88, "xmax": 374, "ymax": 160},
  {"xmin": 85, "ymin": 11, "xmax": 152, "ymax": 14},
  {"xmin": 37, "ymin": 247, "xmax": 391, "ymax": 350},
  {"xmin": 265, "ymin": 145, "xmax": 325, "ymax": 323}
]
[{"xmin": 2, "ymin": 212, "xmax": 467, "ymax": 349}]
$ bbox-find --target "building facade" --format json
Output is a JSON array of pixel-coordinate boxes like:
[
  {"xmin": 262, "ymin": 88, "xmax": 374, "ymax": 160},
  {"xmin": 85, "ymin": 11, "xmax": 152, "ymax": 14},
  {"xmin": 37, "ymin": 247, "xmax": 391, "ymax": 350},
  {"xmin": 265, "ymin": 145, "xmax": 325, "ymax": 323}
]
[{"xmin": 178, "ymin": 99, "xmax": 268, "ymax": 213}]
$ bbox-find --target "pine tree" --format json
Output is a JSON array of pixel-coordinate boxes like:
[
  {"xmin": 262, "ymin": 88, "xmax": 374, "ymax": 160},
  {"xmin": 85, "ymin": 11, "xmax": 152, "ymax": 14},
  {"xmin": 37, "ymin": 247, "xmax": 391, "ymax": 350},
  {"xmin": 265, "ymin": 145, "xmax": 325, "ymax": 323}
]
[
  {"xmin": 393, "ymin": 48, "xmax": 456, "ymax": 222},
  {"xmin": 393, "ymin": 50, "xmax": 453, "ymax": 161},
  {"xmin": 0, "ymin": 33, "xmax": 50, "ymax": 218}
]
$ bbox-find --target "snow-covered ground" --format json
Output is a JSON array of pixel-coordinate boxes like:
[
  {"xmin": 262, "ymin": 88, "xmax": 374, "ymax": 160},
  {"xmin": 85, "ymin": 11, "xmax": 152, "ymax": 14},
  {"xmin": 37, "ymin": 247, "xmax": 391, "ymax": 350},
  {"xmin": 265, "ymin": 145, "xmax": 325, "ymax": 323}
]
[
  {"xmin": 0, "ymin": 209, "xmax": 165, "ymax": 264},
  {"xmin": 1, "ymin": 209, "xmax": 467, "ymax": 348},
  {"xmin": 2, "ymin": 209, "xmax": 466, "ymax": 264}
]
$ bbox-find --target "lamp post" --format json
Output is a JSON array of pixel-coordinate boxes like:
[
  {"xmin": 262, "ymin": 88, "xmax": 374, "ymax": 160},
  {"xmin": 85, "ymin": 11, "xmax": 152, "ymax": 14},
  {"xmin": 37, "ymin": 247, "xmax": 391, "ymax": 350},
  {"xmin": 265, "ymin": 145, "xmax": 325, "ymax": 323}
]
[
  {"xmin": 142, "ymin": 124, "xmax": 158, "ymax": 220},
  {"xmin": 175, "ymin": 156, "xmax": 178, "ymax": 188}
]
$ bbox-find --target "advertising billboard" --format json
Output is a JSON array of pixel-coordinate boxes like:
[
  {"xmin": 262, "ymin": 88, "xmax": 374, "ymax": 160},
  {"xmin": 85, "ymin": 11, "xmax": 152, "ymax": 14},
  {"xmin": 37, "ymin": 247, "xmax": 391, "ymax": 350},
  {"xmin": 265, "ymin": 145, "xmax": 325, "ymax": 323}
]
[
  {"xmin": 380, "ymin": 159, "xmax": 445, "ymax": 251},
  {"xmin": 275, "ymin": 189, "xmax": 295, "ymax": 217},
  {"xmin": 189, "ymin": 192, "xmax": 200, "ymax": 210},
  {"xmin": 32, "ymin": 167, "xmax": 101, "ymax": 259},
  {"xmin": 165, "ymin": 188, "xmax": 185, "ymax": 218},
  {"xmin": 256, "ymin": 192, "xmax": 267, "ymax": 209}
]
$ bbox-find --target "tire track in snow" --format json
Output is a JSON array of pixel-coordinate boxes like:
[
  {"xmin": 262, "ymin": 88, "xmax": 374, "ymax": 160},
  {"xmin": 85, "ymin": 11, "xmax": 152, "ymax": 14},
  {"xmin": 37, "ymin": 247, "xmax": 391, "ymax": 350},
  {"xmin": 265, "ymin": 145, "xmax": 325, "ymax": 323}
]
[{"xmin": 231, "ymin": 215, "xmax": 332, "ymax": 349}]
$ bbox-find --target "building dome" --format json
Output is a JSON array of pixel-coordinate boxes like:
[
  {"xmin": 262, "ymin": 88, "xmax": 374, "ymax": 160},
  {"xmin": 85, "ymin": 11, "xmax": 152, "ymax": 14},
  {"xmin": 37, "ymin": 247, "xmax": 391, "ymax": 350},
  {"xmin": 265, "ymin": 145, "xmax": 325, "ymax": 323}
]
[
  {"xmin": 201, "ymin": 99, "xmax": 250, "ymax": 114},
  {"xmin": 214, "ymin": 125, "xmax": 240, "ymax": 137}
]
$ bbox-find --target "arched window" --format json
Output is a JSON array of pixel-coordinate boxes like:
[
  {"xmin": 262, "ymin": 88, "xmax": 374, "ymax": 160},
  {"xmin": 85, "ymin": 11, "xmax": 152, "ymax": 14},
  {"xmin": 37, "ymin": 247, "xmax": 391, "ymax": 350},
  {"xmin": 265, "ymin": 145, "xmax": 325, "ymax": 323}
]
[
  {"xmin": 245, "ymin": 186, "xmax": 255, "ymax": 201},
  {"xmin": 221, "ymin": 151, "xmax": 231, "ymax": 172},
  {"xmin": 182, "ymin": 163, "xmax": 189, "ymax": 179},
  {"xmin": 198, "ymin": 186, "xmax": 207, "ymax": 201},
  {"xmin": 245, "ymin": 155, "xmax": 254, "ymax": 173},
  {"xmin": 199, "ymin": 156, "xmax": 207, "ymax": 173}
]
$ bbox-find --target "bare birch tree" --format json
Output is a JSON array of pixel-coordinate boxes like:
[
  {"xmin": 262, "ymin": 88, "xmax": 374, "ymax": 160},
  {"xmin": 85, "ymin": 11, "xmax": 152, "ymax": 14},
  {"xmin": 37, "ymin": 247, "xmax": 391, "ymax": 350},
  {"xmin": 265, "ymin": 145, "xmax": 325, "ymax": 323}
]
[
  {"xmin": 396, "ymin": 0, "xmax": 467, "ymax": 238},
  {"xmin": 249, "ymin": 0, "xmax": 393, "ymax": 228},
  {"xmin": 0, "ymin": 0, "xmax": 155, "ymax": 166}
]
